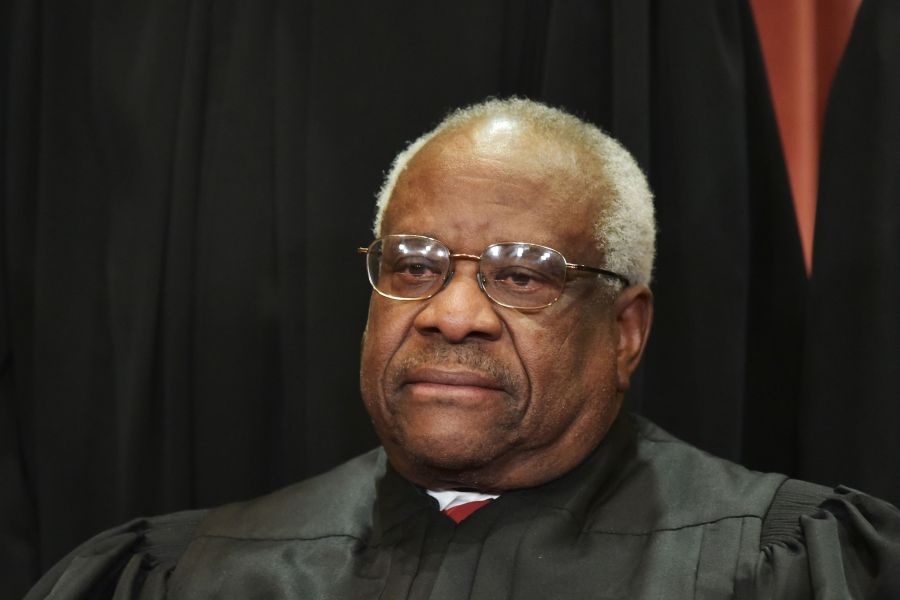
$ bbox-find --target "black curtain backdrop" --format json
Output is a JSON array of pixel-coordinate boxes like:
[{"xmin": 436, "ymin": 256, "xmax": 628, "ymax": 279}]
[
  {"xmin": 2, "ymin": 0, "xmax": 897, "ymax": 595},
  {"xmin": 801, "ymin": 0, "xmax": 900, "ymax": 512}
]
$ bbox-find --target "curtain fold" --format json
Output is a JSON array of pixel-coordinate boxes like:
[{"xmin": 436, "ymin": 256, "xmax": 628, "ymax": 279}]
[{"xmin": 801, "ymin": 0, "xmax": 900, "ymax": 503}]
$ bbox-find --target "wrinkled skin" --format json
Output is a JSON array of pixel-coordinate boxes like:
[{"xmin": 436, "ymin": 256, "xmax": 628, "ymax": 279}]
[{"xmin": 360, "ymin": 116, "xmax": 652, "ymax": 492}]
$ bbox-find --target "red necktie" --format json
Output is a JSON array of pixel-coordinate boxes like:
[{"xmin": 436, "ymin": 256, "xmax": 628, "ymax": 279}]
[{"xmin": 442, "ymin": 499, "xmax": 493, "ymax": 523}]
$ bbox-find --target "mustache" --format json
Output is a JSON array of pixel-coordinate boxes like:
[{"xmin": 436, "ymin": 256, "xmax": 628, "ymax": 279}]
[{"xmin": 392, "ymin": 345, "xmax": 522, "ymax": 395}]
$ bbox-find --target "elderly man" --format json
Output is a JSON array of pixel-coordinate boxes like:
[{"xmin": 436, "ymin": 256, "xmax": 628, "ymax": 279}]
[{"xmin": 28, "ymin": 99, "xmax": 899, "ymax": 599}]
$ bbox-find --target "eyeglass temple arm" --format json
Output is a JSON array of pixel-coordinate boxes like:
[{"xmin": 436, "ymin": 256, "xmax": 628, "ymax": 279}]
[{"xmin": 566, "ymin": 263, "xmax": 630, "ymax": 287}]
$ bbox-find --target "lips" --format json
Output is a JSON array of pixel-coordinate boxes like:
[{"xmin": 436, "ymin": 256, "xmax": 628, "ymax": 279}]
[
  {"xmin": 400, "ymin": 366, "xmax": 508, "ymax": 404},
  {"xmin": 402, "ymin": 366, "xmax": 505, "ymax": 390}
]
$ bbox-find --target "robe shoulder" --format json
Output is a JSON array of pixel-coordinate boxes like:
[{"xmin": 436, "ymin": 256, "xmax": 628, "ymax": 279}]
[
  {"xmin": 24, "ymin": 449, "xmax": 388, "ymax": 599},
  {"xmin": 195, "ymin": 447, "xmax": 386, "ymax": 540},
  {"xmin": 23, "ymin": 509, "xmax": 207, "ymax": 600},
  {"xmin": 758, "ymin": 478, "xmax": 900, "ymax": 597},
  {"xmin": 632, "ymin": 416, "xmax": 900, "ymax": 596},
  {"xmin": 590, "ymin": 415, "xmax": 790, "ymax": 533}
]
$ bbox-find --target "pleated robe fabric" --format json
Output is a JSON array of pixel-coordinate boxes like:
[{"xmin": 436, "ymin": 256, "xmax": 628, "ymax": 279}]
[{"xmin": 26, "ymin": 415, "xmax": 900, "ymax": 599}]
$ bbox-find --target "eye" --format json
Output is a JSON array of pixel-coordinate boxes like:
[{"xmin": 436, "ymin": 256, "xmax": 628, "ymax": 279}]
[
  {"xmin": 395, "ymin": 258, "xmax": 440, "ymax": 278},
  {"xmin": 384, "ymin": 256, "xmax": 444, "ymax": 296},
  {"xmin": 490, "ymin": 266, "xmax": 550, "ymax": 293}
]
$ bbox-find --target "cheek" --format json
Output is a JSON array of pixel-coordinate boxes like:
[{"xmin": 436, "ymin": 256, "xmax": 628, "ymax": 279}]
[
  {"xmin": 514, "ymin": 311, "xmax": 616, "ymax": 424},
  {"xmin": 515, "ymin": 311, "xmax": 604, "ymax": 377},
  {"xmin": 360, "ymin": 300, "xmax": 417, "ymax": 403}
]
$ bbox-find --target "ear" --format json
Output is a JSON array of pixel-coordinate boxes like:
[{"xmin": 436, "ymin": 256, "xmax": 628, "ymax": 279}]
[{"xmin": 613, "ymin": 284, "xmax": 653, "ymax": 392}]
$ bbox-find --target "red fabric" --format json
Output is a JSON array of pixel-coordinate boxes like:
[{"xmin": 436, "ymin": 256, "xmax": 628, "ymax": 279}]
[
  {"xmin": 442, "ymin": 499, "xmax": 493, "ymax": 523},
  {"xmin": 749, "ymin": 0, "xmax": 861, "ymax": 273}
]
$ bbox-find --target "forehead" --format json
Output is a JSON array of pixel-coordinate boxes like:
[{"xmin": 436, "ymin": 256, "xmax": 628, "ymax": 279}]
[{"xmin": 381, "ymin": 120, "xmax": 603, "ymax": 258}]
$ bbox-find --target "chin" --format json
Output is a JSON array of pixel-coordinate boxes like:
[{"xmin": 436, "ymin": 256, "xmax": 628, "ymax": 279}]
[
  {"xmin": 371, "ymin": 394, "xmax": 526, "ymax": 485},
  {"xmin": 412, "ymin": 444, "xmax": 495, "ymax": 472},
  {"xmin": 386, "ymin": 424, "xmax": 507, "ymax": 475}
]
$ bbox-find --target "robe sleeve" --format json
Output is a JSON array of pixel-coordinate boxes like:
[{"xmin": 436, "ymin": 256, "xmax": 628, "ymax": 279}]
[
  {"xmin": 24, "ymin": 509, "xmax": 206, "ymax": 600},
  {"xmin": 757, "ymin": 479, "xmax": 900, "ymax": 598}
]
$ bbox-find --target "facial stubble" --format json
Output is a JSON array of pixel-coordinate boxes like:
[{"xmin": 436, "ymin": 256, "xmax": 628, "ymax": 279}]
[{"xmin": 380, "ymin": 343, "xmax": 528, "ymax": 467}]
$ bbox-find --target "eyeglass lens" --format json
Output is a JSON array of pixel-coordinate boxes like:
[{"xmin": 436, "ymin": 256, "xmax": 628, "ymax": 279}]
[{"xmin": 366, "ymin": 235, "xmax": 569, "ymax": 308}]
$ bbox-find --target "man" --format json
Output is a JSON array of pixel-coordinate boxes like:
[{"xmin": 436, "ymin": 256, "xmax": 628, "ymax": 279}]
[{"xmin": 27, "ymin": 98, "xmax": 899, "ymax": 599}]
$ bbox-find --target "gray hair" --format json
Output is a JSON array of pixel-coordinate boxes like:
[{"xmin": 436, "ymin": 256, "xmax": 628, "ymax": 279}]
[{"xmin": 373, "ymin": 98, "xmax": 656, "ymax": 286}]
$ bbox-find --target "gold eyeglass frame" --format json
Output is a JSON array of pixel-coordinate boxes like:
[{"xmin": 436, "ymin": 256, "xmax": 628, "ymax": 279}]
[{"xmin": 358, "ymin": 234, "xmax": 630, "ymax": 310}]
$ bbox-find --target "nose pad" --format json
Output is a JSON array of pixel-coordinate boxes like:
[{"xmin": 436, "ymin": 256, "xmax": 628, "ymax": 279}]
[
  {"xmin": 476, "ymin": 272, "xmax": 488, "ymax": 294},
  {"xmin": 441, "ymin": 268, "xmax": 456, "ymax": 290},
  {"xmin": 432, "ymin": 268, "xmax": 456, "ymax": 301}
]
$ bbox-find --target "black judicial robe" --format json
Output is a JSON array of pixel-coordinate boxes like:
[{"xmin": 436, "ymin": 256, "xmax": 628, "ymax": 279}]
[{"xmin": 26, "ymin": 415, "xmax": 900, "ymax": 599}]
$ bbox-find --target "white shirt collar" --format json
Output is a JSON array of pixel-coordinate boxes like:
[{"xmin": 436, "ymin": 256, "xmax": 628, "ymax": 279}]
[{"xmin": 426, "ymin": 489, "xmax": 499, "ymax": 511}]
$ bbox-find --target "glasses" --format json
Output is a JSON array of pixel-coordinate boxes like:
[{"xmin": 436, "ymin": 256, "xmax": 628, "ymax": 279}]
[{"xmin": 358, "ymin": 234, "xmax": 629, "ymax": 310}]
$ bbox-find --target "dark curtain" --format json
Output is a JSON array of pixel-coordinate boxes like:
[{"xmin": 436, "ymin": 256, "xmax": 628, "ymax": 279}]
[
  {"xmin": 801, "ymin": 0, "xmax": 900, "ymax": 506},
  {"xmin": 2, "ymin": 0, "xmax": 896, "ymax": 595}
]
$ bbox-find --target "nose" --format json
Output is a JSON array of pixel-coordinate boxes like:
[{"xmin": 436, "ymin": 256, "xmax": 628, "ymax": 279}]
[{"xmin": 412, "ymin": 262, "xmax": 503, "ymax": 343}]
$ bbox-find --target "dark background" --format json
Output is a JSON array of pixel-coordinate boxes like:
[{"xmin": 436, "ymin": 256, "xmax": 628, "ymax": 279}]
[{"xmin": 3, "ymin": 0, "xmax": 899, "ymax": 596}]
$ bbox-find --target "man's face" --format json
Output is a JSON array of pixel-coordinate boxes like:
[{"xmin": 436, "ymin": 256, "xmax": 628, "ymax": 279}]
[{"xmin": 360, "ymin": 119, "xmax": 627, "ymax": 491}]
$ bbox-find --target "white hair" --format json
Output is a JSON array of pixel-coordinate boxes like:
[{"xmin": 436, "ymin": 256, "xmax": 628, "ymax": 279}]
[{"xmin": 373, "ymin": 98, "xmax": 656, "ymax": 286}]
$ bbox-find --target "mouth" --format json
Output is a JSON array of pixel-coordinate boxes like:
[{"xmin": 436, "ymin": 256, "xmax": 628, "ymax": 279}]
[
  {"xmin": 404, "ymin": 366, "xmax": 504, "ymax": 389},
  {"xmin": 400, "ymin": 366, "xmax": 507, "ymax": 403}
]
